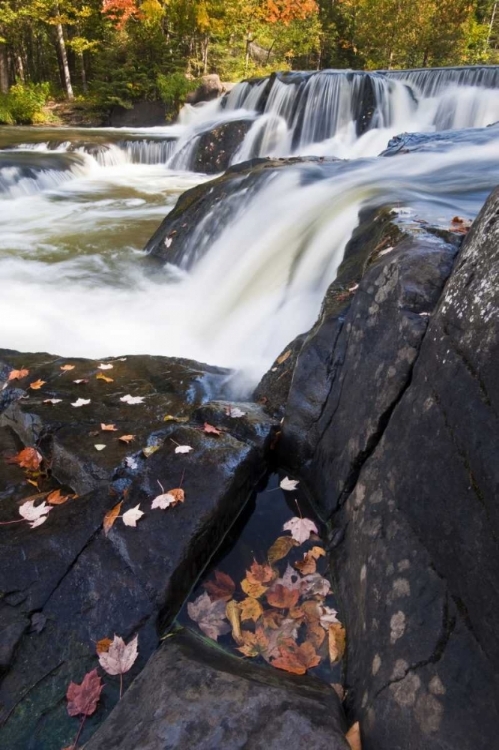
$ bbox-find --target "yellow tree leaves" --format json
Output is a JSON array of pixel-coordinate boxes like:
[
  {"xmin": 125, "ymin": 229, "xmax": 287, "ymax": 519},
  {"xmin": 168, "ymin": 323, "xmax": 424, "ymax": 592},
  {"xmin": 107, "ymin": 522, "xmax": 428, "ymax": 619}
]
[
  {"xmin": 267, "ymin": 536, "xmax": 298, "ymax": 564},
  {"xmin": 239, "ymin": 597, "xmax": 263, "ymax": 622}
]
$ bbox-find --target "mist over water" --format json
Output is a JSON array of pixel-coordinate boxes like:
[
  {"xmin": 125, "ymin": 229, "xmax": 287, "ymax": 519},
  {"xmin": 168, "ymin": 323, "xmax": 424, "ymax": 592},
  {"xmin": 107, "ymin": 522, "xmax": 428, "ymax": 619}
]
[{"xmin": 2, "ymin": 67, "xmax": 499, "ymax": 390}]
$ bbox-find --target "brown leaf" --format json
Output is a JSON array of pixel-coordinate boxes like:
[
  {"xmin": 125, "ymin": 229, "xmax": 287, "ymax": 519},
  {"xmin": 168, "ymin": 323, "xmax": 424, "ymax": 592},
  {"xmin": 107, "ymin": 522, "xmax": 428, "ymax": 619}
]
[
  {"xmin": 98, "ymin": 634, "xmax": 138, "ymax": 676},
  {"xmin": 307, "ymin": 621, "xmax": 326, "ymax": 649},
  {"xmin": 29, "ymin": 379, "xmax": 46, "ymax": 390},
  {"xmin": 47, "ymin": 489, "xmax": 75, "ymax": 505},
  {"xmin": 237, "ymin": 628, "xmax": 270, "ymax": 658},
  {"xmin": 271, "ymin": 639, "xmax": 321, "ymax": 675},
  {"xmin": 276, "ymin": 349, "xmax": 291, "ymax": 365},
  {"xmin": 294, "ymin": 546, "xmax": 325, "ymax": 575},
  {"xmin": 240, "ymin": 578, "xmax": 268, "ymax": 599},
  {"xmin": 103, "ymin": 501, "xmax": 122, "ymax": 536},
  {"xmin": 226, "ymin": 600, "xmax": 242, "ymax": 644},
  {"xmin": 266, "ymin": 584, "xmax": 300, "ymax": 610},
  {"xmin": 239, "ymin": 597, "xmax": 264, "ymax": 623},
  {"xmin": 167, "ymin": 488, "xmax": 185, "ymax": 503},
  {"xmin": 101, "ymin": 423, "xmax": 118, "ymax": 432},
  {"xmin": 262, "ymin": 609, "xmax": 284, "ymax": 629},
  {"xmin": 6, "ymin": 447, "xmax": 43, "ymax": 471},
  {"xmin": 267, "ymin": 536, "xmax": 298, "ymax": 564},
  {"xmin": 60, "ymin": 365, "xmax": 75, "ymax": 372},
  {"xmin": 8, "ymin": 368, "xmax": 29, "ymax": 381},
  {"xmin": 66, "ymin": 668, "xmax": 104, "ymax": 717},
  {"xmin": 203, "ymin": 422, "xmax": 222, "ymax": 435},
  {"xmin": 329, "ymin": 622, "xmax": 346, "ymax": 664},
  {"xmin": 187, "ymin": 592, "xmax": 231, "ymax": 640},
  {"xmin": 346, "ymin": 721, "xmax": 362, "ymax": 750},
  {"xmin": 96, "ymin": 637, "xmax": 113, "ymax": 654},
  {"xmin": 96, "ymin": 372, "xmax": 114, "ymax": 383},
  {"xmin": 203, "ymin": 570, "xmax": 236, "ymax": 602},
  {"xmin": 119, "ymin": 434, "xmax": 135, "ymax": 444},
  {"xmin": 246, "ymin": 560, "xmax": 275, "ymax": 585}
]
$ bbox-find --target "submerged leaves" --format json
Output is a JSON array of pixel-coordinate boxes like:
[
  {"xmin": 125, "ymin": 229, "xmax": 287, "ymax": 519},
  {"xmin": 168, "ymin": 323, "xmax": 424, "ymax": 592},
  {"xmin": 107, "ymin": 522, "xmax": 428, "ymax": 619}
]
[{"xmin": 187, "ymin": 592, "xmax": 231, "ymax": 640}]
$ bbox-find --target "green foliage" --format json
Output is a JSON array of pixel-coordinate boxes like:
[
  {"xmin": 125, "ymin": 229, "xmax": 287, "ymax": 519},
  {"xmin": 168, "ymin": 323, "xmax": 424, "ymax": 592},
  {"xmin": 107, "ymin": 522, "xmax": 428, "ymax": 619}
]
[
  {"xmin": 0, "ymin": 82, "xmax": 50, "ymax": 125},
  {"xmin": 156, "ymin": 73, "xmax": 198, "ymax": 109}
]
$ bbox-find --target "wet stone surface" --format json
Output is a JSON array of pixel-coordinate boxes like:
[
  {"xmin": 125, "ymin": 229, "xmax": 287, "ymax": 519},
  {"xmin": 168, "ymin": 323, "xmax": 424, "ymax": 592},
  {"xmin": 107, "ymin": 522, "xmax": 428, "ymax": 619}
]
[{"xmin": 0, "ymin": 350, "xmax": 274, "ymax": 749}]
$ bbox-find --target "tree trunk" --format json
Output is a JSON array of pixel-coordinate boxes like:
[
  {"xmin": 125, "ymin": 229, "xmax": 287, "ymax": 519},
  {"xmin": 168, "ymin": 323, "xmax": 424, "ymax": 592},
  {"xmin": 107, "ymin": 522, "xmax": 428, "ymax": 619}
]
[
  {"xmin": 79, "ymin": 52, "xmax": 87, "ymax": 93},
  {"xmin": 0, "ymin": 41, "xmax": 9, "ymax": 93},
  {"xmin": 54, "ymin": 8, "xmax": 74, "ymax": 100}
]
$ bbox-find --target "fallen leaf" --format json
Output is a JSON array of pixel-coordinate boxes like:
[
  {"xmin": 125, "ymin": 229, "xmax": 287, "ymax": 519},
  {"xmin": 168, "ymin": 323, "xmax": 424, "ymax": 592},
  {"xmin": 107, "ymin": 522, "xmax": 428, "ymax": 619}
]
[
  {"xmin": 280, "ymin": 477, "xmax": 299, "ymax": 491},
  {"xmin": 96, "ymin": 637, "xmax": 112, "ymax": 654},
  {"xmin": 94, "ymin": 444, "xmax": 106, "ymax": 451},
  {"xmin": 301, "ymin": 572, "xmax": 331, "ymax": 598},
  {"xmin": 96, "ymin": 372, "xmax": 114, "ymax": 383},
  {"xmin": 175, "ymin": 445, "xmax": 193, "ymax": 454},
  {"xmin": 29, "ymin": 379, "xmax": 46, "ymax": 390},
  {"xmin": 19, "ymin": 499, "xmax": 52, "ymax": 528},
  {"xmin": 7, "ymin": 447, "xmax": 42, "ymax": 471},
  {"xmin": 168, "ymin": 488, "xmax": 185, "ymax": 503},
  {"xmin": 265, "ymin": 618, "xmax": 300, "ymax": 658},
  {"xmin": 47, "ymin": 489, "xmax": 74, "ymax": 505},
  {"xmin": 101, "ymin": 423, "xmax": 117, "ymax": 432},
  {"xmin": 142, "ymin": 445, "xmax": 160, "ymax": 458},
  {"xmin": 30, "ymin": 612, "xmax": 47, "ymax": 634},
  {"xmin": 319, "ymin": 605, "xmax": 340, "ymax": 628},
  {"xmin": 267, "ymin": 536, "xmax": 298, "ymax": 564},
  {"xmin": 71, "ymin": 398, "xmax": 91, "ymax": 407},
  {"xmin": 163, "ymin": 414, "xmax": 189, "ymax": 423},
  {"xmin": 203, "ymin": 423, "xmax": 222, "ymax": 435},
  {"xmin": 294, "ymin": 547, "xmax": 325, "ymax": 575},
  {"xmin": 239, "ymin": 597, "xmax": 263, "ymax": 623},
  {"xmin": 237, "ymin": 628, "xmax": 271, "ymax": 658},
  {"xmin": 272, "ymin": 564, "xmax": 302, "ymax": 591},
  {"xmin": 246, "ymin": 560, "xmax": 275, "ymax": 585},
  {"xmin": 187, "ymin": 592, "xmax": 231, "ymax": 640},
  {"xmin": 203, "ymin": 570, "xmax": 236, "ymax": 602},
  {"xmin": 329, "ymin": 622, "xmax": 346, "ymax": 663},
  {"xmin": 122, "ymin": 504, "xmax": 144, "ymax": 527},
  {"xmin": 283, "ymin": 516, "xmax": 318, "ymax": 544},
  {"xmin": 8, "ymin": 368, "xmax": 29, "ymax": 381},
  {"xmin": 103, "ymin": 501, "xmax": 122, "ymax": 535},
  {"xmin": 120, "ymin": 394, "xmax": 145, "ymax": 405},
  {"xmin": 119, "ymin": 434, "xmax": 135, "ymax": 444},
  {"xmin": 43, "ymin": 398, "xmax": 62, "ymax": 405},
  {"xmin": 60, "ymin": 365, "xmax": 75, "ymax": 372},
  {"xmin": 98, "ymin": 363, "xmax": 114, "ymax": 370},
  {"xmin": 276, "ymin": 350, "xmax": 291, "ymax": 365},
  {"xmin": 226, "ymin": 406, "xmax": 246, "ymax": 418},
  {"xmin": 266, "ymin": 584, "xmax": 300, "ymax": 610},
  {"xmin": 66, "ymin": 668, "xmax": 104, "ymax": 717},
  {"xmin": 151, "ymin": 492, "xmax": 177, "ymax": 510},
  {"xmin": 98, "ymin": 634, "xmax": 138, "ymax": 676},
  {"xmin": 125, "ymin": 456, "xmax": 138, "ymax": 469},
  {"xmin": 226, "ymin": 600, "xmax": 242, "ymax": 644},
  {"xmin": 271, "ymin": 638, "xmax": 321, "ymax": 675},
  {"xmin": 73, "ymin": 379, "xmax": 89, "ymax": 384},
  {"xmin": 262, "ymin": 610, "xmax": 284, "ymax": 630},
  {"xmin": 307, "ymin": 620, "xmax": 326, "ymax": 649},
  {"xmin": 346, "ymin": 721, "xmax": 362, "ymax": 750},
  {"xmin": 241, "ymin": 578, "xmax": 268, "ymax": 599}
]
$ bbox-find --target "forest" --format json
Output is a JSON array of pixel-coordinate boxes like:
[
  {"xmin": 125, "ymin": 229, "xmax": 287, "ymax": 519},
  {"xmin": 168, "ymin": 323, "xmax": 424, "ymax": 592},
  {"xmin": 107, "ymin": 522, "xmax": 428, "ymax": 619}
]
[{"xmin": 0, "ymin": 0, "xmax": 498, "ymax": 123}]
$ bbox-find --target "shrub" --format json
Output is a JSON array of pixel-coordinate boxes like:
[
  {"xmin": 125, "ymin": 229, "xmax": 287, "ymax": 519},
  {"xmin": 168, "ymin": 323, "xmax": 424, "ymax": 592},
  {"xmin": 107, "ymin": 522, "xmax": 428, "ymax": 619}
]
[
  {"xmin": 0, "ymin": 82, "xmax": 50, "ymax": 125},
  {"xmin": 156, "ymin": 72, "xmax": 198, "ymax": 111}
]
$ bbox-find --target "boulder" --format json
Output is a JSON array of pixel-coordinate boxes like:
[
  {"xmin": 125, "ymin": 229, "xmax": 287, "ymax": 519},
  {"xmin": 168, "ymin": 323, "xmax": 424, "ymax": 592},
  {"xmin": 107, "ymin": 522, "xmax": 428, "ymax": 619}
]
[
  {"xmin": 106, "ymin": 100, "xmax": 170, "ymax": 128},
  {"xmin": 271, "ymin": 188, "xmax": 499, "ymax": 748},
  {"xmin": 186, "ymin": 74, "xmax": 225, "ymax": 105},
  {"xmin": 86, "ymin": 630, "xmax": 350, "ymax": 750},
  {"xmin": 0, "ymin": 351, "xmax": 274, "ymax": 749}
]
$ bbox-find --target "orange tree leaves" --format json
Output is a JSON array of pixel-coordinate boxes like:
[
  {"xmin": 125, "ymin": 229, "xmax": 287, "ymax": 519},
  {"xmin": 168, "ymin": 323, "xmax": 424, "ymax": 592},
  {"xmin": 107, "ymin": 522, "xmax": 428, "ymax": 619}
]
[
  {"xmin": 271, "ymin": 638, "xmax": 321, "ymax": 675},
  {"xmin": 66, "ymin": 668, "xmax": 104, "ymax": 717},
  {"xmin": 203, "ymin": 570, "xmax": 236, "ymax": 602},
  {"xmin": 266, "ymin": 584, "xmax": 300, "ymax": 610},
  {"xmin": 247, "ymin": 560, "xmax": 275, "ymax": 585},
  {"xmin": 264, "ymin": 0, "xmax": 318, "ymax": 25},
  {"xmin": 8, "ymin": 368, "xmax": 29, "ymax": 381},
  {"xmin": 329, "ymin": 622, "xmax": 346, "ymax": 664}
]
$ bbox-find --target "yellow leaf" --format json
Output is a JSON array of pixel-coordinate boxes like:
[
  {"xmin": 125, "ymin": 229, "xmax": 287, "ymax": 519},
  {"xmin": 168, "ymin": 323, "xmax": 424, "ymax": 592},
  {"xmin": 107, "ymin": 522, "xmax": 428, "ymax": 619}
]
[
  {"xmin": 329, "ymin": 623, "xmax": 346, "ymax": 664},
  {"xmin": 96, "ymin": 372, "xmax": 114, "ymax": 383},
  {"xmin": 163, "ymin": 415, "xmax": 189, "ymax": 423},
  {"xmin": 276, "ymin": 349, "xmax": 291, "ymax": 365},
  {"xmin": 346, "ymin": 722, "xmax": 362, "ymax": 750},
  {"xmin": 267, "ymin": 535, "xmax": 297, "ymax": 564},
  {"xmin": 239, "ymin": 597, "xmax": 263, "ymax": 623},
  {"xmin": 29, "ymin": 379, "xmax": 46, "ymax": 390},
  {"xmin": 119, "ymin": 434, "xmax": 135, "ymax": 444},
  {"xmin": 96, "ymin": 637, "xmax": 112, "ymax": 654},
  {"xmin": 241, "ymin": 578, "xmax": 268, "ymax": 599},
  {"xmin": 60, "ymin": 364, "xmax": 75, "ymax": 372},
  {"xmin": 226, "ymin": 600, "xmax": 243, "ymax": 644},
  {"xmin": 142, "ymin": 445, "xmax": 160, "ymax": 458}
]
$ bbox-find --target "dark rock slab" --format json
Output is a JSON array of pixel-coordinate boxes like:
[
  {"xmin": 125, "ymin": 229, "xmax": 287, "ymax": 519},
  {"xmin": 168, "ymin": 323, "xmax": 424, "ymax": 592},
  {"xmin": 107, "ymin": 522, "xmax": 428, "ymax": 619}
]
[
  {"xmin": 106, "ymin": 100, "xmax": 169, "ymax": 128},
  {"xmin": 0, "ymin": 351, "xmax": 275, "ymax": 749},
  {"xmin": 381, "ymin": 123, "xmax": 499, "ymax": 157},
  {"xmin": 86, "ymin": 629, "xmax": 350, "ymax": 750}
]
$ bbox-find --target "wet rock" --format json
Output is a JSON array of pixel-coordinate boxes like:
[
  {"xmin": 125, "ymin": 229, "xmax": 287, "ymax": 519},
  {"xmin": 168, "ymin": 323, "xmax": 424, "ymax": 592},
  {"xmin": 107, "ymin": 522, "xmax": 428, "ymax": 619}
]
[
  {"xmin": 86, "ymin": 629, "xmax": 350, "ymax": 750},
  {"xmin": 190, "ymin": 119, "xmax": 254, "ymax": 174},
  {"xmin": 106, "ymin": 100, "xmax": 170, "ymax": 128},
  {"xmin": 381, "ymin": 123, "xmax": 499, "ymax": 156},
  {"xmin": 0, "ymin": 351, "xmax": 274, "ymax": 749}
]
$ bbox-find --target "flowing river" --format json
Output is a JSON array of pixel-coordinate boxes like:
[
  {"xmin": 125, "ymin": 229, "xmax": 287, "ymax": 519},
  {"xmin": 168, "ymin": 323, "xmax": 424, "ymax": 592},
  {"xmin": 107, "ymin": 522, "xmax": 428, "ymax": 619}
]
[{"xmin": 2, "ymin": 66, "xmax": 499, "ymax": 389}]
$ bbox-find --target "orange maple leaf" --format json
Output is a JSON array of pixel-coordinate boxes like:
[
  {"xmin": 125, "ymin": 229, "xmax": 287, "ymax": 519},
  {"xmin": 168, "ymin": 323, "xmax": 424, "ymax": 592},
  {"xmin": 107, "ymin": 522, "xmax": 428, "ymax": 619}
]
[{"xmin": 271, "ymin": 638, "xmax": 321, "ymax": 675}]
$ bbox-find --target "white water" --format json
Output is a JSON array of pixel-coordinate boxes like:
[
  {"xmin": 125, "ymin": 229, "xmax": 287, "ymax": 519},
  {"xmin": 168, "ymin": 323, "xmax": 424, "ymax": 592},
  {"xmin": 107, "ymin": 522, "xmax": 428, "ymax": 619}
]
[{"xmin": 2, "ymin": 67, "xmax": 499, "ymax": 390}]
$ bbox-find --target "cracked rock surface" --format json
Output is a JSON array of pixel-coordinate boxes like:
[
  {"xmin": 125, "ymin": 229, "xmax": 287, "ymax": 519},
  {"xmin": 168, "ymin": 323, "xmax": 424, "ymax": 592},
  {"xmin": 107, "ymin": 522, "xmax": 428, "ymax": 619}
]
[
  {"xmin": 0, "ymin": 351, "xmax": 274, "ymax": 749},
  {"xmin": 276, "ymin": 189, "xmax": 499, "ymax": 747}
]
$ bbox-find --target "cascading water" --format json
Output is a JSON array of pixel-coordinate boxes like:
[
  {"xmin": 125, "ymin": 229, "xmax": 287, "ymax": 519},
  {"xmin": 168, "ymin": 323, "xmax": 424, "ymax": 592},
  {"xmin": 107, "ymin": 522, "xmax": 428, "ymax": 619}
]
[{"xmin": 2, "ymin": 66, "xmax": 499, "ymax": 390}]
